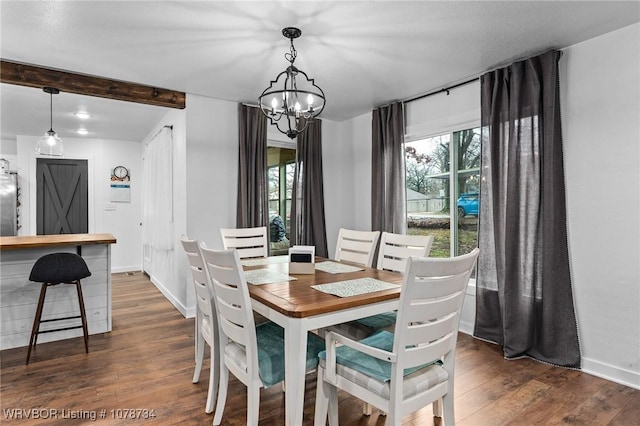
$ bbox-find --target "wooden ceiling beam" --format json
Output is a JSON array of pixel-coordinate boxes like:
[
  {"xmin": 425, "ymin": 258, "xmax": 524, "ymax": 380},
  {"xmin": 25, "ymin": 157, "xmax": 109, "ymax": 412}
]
[{"xmin": 0, "ymin": 59, "xmax": 185, "ymax": 109}]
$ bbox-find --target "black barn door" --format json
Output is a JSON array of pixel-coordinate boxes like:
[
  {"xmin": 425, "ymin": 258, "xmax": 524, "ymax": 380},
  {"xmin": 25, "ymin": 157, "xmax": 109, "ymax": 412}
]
[{"xmin": 36, "ymin": 158, "xmax": 88, "ymax": 234}]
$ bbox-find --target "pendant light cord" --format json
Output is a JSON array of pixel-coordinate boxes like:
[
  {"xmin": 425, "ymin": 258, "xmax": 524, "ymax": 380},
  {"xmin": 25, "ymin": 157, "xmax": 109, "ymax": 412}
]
[{"xmin": 49, "ymin": 91, "xmax": 53, "ymax": 132}]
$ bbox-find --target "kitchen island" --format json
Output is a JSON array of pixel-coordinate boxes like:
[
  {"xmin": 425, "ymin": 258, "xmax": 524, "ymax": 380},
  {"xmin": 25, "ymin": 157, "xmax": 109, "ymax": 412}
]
[{"xmin": 0, "ymin": 233, "xmax": 116, "ymax": 350}]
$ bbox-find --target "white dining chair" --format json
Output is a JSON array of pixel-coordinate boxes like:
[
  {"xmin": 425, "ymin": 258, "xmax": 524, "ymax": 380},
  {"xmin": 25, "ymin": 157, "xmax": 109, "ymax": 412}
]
[
  {"xmin": 334, "ymin": 228, "xmax": 380, "ymax": 267},
  {"xmin": 359, "ymin": 232, "xmax": 435, "ymax": 332},
  {"xmin": 180, "ymin": 235, "xmax": 218, "ymax": 414},
  {"xmin": 376, "ymin": 232, "xmax": 434, "ymax": 273},
  {"xmin": 314, "ymin": 248, "xmax": 479, "ymax": 426},
  {"xmin": 326, "ymin": 232, "xmax": 435, "ymax": 342},
  {"xmin": 199, "ymin": 245, "xmax": 325, "ymax": 426},
  {"xmin": 220, "ymin": 226, "xmax": 268, "ymax": 260}
]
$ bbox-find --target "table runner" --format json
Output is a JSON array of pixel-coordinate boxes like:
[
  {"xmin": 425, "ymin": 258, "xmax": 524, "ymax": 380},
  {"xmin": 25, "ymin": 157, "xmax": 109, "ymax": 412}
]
[
  {"xmin": 315, "ymin": 261, "xmax": 364, "ymax": 274},
  {"xmin": 241, "ymin": 255, "xmax": 289, "ymax": 267},
  {"xmin": 244, "ymin": 269, "xmax": 297, "ymax": 285},
  {"xmin": 311, "ymin": 278, "xmax": 398, "ymax": 297}
]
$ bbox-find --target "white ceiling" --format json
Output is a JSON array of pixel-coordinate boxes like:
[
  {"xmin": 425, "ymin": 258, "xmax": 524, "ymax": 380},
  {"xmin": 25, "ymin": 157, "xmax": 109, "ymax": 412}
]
[{"xmin": 1, "ymin": 1, "xmax": 639, "ymax": 142}]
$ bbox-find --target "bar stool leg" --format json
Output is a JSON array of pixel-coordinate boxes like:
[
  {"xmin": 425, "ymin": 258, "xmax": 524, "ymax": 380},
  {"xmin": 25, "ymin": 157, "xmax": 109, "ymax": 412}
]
[
  {"xmin": 26, "ymin": 283, "xmax": 48, "ymax": 364},
  {"xmin": 75, "ymin": 280, "xmax": 89, "ymax": 353}
]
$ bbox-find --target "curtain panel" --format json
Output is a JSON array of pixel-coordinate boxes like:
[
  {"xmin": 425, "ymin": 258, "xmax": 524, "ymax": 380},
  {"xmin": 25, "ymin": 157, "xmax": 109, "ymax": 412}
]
[
  {"xmin": 237, "ymin": 104, "xmax": 269, "ymax": 229},
  {"xmin": 371, "ymin": 102, "xmax": 406, "ymax": 234},
  {"xmin": 474, "ymin": 50, "xmax": 580, "ymax": 368},
  {"xmin": 142, "ymin": 126, "xmax": 174, "ymax": 251},
  {"xmin": 291, "ymin": 119, "xmax": 328, "ymax": 257},
  {"xmin": 142, "ymin": 126, "xmax": 174, "ymax": 286}
]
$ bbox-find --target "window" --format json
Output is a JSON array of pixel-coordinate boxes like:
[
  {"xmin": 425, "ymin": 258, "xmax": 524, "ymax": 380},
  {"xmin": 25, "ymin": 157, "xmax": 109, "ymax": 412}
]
[
  {"xmin": 267, "ymin": 146, "xmax": 296, "ymax": 237},
  {"xmin": 405, "ymin": 127, "xmax": 480, "ymax": 258}
]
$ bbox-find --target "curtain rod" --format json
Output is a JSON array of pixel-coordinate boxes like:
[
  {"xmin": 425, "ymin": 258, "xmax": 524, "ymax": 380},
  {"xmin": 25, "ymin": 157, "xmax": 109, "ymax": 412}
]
[
  {"xmin": 148, "ymin": 124, "xmax": 173, "ymax": 141},
  {"xmin": 402, "ymin": 48, "xmax": 564, "ymax": 105},
  {"xmin": 403, "ymin": 77, "xmax": 479, "ymax": 104}
]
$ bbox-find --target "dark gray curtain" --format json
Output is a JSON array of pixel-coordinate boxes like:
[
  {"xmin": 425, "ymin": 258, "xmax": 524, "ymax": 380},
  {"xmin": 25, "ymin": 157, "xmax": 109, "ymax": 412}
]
[
  {"xmin": 475, "ymin": 50, "xmax": 580, "ymax": 368},
  {"xmin": 371, "ymin": 102, "xmax": 406, "ymax": 233},
  {"xmin": 237, "ymin": 104, "xmax": 268, "ymax": 228},
  {"xmin": 291, "ymin": 119, "xmax": 328, "ymax": 257}
]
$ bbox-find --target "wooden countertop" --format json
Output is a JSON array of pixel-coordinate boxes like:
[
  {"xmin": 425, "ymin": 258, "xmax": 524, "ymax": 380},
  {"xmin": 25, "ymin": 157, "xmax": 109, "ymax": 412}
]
[{"xmin": 0, "ymin": 233, "xmax": 117, "ymax": 250}]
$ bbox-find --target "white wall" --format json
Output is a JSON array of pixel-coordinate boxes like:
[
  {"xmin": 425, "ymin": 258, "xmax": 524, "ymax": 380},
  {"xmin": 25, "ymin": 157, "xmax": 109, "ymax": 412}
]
[
  {"xmin": 1, "ymin": 138, "xmax": 17, "ymax": 156},
  {"xmin": 323, "ymin": 111, "xmax": 373, "ymax": 260},
  {"xmin": 185, "ymin": 95, "xmax": 237, "ymax": 250},
  {"xmin": 322, "ymin": 118, "xmax": 357, "ymax": 258},
  {"xmin": 145, "ymin": 94, "xmax": 237, "ymax": 319},
  {"xmin": 562, "ymin": 23, "xmax": 640, "ymax": 389},
  {"xmin": 95, "ymin": 139, "xmax": 143, "ymax": 272},
  {"xmin": 9, "ymin": 135, "xmax": 143, "ymax": 273}
]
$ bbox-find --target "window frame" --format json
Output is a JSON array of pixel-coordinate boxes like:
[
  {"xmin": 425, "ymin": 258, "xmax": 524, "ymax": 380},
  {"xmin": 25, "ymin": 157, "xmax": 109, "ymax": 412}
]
[
  {"xmin": 267, "ymin": 140, "xmax": 296, "ymax": 236},
  {"xmin": 404, "ymin": 118, "xmax": 480, "ymax": 257}
]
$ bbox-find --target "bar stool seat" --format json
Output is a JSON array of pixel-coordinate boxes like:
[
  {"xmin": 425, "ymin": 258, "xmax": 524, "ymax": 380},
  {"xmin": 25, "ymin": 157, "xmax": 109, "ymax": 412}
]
[{"xmin": 26, "ymin": 252, "xmax": 92, "ymax": 364}]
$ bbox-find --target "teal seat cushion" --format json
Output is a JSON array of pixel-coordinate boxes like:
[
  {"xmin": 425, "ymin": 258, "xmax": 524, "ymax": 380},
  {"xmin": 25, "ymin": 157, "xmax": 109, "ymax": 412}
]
[
  {"xmin": 355, "ymin": 311, "xmax": 397, "ymax": 329},
  {"xmin": 256, "ymin": 321, "xmax": 325, "ymax": 387},
  {"xmin": 318, "ymin": 330, "xmax": 440, "ymax": 383}
]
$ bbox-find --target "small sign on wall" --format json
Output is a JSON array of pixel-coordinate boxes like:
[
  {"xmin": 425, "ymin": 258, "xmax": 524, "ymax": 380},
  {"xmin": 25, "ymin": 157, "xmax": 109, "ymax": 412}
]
[{"xmin": 110, "ymin": 165, "xmax": 131, "ymax": 203}]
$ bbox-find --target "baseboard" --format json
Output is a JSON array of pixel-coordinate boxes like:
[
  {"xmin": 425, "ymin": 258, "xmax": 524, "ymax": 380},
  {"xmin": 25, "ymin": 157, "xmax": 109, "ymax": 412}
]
[
  {"xmin": 582, "ymin": 357, "xmax": 640, "ymax": 390},
  {"xmin": 148, "ymin": 275, "xmax": 187, "ymax": 318},
  {"xmin": 185, "ymin": 306, "xmax": 196, "ymax": 319}
]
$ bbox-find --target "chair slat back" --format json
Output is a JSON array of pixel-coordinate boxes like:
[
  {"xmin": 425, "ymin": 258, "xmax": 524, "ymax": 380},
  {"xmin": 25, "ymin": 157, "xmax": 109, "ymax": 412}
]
[
  {"xmin": 199, "ymin": 245, "xmax": 257, "ymax": 351},
  {"xmin": 403, "ymin": 333, "xmax": 456, "ymax": 369},
  {"xmin": 334, "ymin": 228, "xmax": 380, "ymax": 267},
  {"xmin": 405, "ymin": 310, "xmax": 458, "ymax": 352},
  {"xmin": 393, "ymin": 248, "xmax": 479, "ymax": 370},
  {"xmin": 220, "ymin": 227, "xmax": 269, "ymax": 259},
  {"xmin": 180, "ymin": 236, "xmax": 215, "ymax": 324},
  {"xmin": 376, "ymin": 232, "xmax": 434, "ymax": 273}
]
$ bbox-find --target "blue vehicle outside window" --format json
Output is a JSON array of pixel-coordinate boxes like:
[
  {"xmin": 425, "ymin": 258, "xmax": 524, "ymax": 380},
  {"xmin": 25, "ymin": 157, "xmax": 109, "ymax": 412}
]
[{"xmin": 457, "ymin": 192, "xmax": 479, "ymax": 217}]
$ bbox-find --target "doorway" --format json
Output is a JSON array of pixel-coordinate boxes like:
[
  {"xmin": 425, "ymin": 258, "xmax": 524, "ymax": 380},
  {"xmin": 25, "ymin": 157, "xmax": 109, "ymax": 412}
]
[{"xmin": 36, "ymin": 158, "xmax": 88, "ymax": 234}]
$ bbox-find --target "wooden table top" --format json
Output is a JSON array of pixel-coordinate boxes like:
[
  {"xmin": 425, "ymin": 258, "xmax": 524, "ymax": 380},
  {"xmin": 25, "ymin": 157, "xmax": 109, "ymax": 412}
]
[
  {"xmin": 0, "ymin": 233, "xmax": 117, "ymax": 250},
  {"xmin": 245, "ymin": 257, "xmax": 403, "ymax": 319}
]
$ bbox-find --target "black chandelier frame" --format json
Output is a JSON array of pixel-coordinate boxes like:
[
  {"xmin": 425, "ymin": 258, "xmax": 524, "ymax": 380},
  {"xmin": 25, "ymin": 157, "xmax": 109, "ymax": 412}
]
[{"xmin": 259, "ymin": 27, "xmax": 326, "ymax": 139}]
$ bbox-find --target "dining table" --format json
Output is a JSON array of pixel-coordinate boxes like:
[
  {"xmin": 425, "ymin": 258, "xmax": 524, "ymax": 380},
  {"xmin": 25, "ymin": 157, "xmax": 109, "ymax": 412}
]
[{"xmin": 241, "ymin": 256, "xmax": 404, "ymax": 426}]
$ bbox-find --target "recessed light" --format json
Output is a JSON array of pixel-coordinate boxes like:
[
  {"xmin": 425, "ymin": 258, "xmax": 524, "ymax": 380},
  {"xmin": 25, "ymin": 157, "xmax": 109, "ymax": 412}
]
[
  {"xmin": 74, "ymin": 111, "xmax": 91, "ymax": 119},
  {"xmin": 76, "ymin": 128, "xmax": 89, "ymax": 135}
]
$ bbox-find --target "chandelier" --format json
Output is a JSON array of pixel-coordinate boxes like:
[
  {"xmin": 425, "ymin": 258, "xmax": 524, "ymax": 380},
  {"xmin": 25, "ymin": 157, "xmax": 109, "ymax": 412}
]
[
  {"xmin": 35, "ymin": 87, "xmax": 64, "ymax": 156},
  {"xmin": 259, "ymin": 27, "xmax": 326, "ymax": 139}
]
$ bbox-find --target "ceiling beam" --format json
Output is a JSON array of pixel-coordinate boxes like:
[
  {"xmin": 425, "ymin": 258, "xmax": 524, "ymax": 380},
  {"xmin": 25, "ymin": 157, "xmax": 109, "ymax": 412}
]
[{"xmin": 0, "ymin": 59, "xmax": 185, "ymax": 109}]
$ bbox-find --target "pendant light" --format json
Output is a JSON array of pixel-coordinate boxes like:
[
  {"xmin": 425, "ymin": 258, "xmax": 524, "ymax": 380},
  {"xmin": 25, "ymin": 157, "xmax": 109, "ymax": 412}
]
[
  {"xmin": 35, "ymin": 87, "xmax": 64, "ymax": 156},
  {"xmin": 259, "ymin": 27, "xmax": 326, "ymax": 139}
]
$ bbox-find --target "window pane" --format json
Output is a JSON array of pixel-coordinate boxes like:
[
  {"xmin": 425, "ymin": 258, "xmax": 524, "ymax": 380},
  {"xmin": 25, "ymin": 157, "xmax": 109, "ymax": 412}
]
[
  {"xmin": 267, "ymin": 146, "xmax": 296, "ymax": 239},
  {"xmin": 283, "ymin": 162, "xmax": 295, "ymax": 233},
  {"xmin": 405, "ymin": 134, "xmax": 451, "ymax": 257},
  {"xmin": 268, "ymin": 166, "xmax": 279, "ymax": 202},
  {"xmin": 454, "ymin": 128, "xmax": 480, "ymax": 257},
  {"xmin": 285, "ymin": 162, "xmax": 295, "ymax": 199}
]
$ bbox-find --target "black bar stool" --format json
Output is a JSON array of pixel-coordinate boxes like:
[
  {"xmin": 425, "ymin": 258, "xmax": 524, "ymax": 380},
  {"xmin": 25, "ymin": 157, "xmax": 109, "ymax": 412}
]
[{"xmin": 26, "ymin": 252, "xmax": 92, "ymax": 364}]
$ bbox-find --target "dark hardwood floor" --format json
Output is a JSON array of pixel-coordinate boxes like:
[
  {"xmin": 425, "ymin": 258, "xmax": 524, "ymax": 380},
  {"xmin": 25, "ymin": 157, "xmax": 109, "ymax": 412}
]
[{"xmin": 1, "ymin": 272, "xmax": 638, "ymax": 425}]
